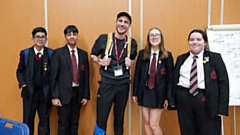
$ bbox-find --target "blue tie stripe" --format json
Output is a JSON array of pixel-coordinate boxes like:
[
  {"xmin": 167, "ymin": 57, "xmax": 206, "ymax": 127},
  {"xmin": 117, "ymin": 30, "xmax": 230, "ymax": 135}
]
[{"xmin": 189, "ymin": 56, "xmax": 198, "ymax": 96}]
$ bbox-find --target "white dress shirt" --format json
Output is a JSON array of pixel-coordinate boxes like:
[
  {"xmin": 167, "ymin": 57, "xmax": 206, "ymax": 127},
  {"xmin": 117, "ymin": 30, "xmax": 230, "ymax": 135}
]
[
  {"xmin": 178, "ymin": 50, "xmax": 205, "ymax": 89},
  {"xmin": 148, "ymin": 49, "xmax": 159, "ymax": 73},
  {"xmin": 67, "ymin": 45, "xmax": 79, "ymax": 86},
  {"xmin": 34, "ymin": 47, "xmax": 44, "ymax": 57}
]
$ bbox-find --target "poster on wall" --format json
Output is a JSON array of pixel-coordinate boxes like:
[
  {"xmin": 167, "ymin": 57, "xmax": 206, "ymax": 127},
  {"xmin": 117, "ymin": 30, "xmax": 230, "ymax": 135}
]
[{"xmin": 206, "ymin": 24, "xmax": 240, "ymax": 106}]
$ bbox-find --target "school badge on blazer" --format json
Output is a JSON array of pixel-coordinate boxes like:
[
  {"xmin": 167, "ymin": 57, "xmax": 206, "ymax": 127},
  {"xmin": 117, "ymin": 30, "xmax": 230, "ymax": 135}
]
[
  {"xmin": 160, "ymin": 67, "xmax": 166, "ymax": 75},
  {"xmin": 211, "ymin": 70, "xmax": 217, "ymax": 79},
  {"xmin": 81, "ymin": 64, "xmax": 85, "ymax": 71}
]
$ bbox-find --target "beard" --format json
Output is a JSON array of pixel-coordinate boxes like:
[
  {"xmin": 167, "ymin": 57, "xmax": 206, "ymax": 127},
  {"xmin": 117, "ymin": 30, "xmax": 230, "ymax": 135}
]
[{"xmin": 116, "ymin": 27, "xmax": 127, "ymax": 35}]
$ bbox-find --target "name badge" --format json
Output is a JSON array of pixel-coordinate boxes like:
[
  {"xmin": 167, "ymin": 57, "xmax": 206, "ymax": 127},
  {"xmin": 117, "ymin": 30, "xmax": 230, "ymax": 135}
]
[{"xmin": 113, "ymin": 66, "xmax": 123, "ymax": 76}]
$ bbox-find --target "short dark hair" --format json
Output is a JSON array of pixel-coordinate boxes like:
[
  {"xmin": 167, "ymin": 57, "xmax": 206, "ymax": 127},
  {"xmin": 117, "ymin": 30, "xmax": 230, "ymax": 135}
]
[
  {"xmin": 64, "ymin": 25, "xmax": 78, "ymax": 35},
  {"xmin": 188, "ymin": 29, "xmax": 209, "ymax": 51},
  {"xmin": 117, "ymin": 12, "xmax": 132, "ymax": 24},
  {"xmin": 188, "ymin": 29, "xmax": 208, "ymax": 43},
  {"xmin": 32, "ymin": 27, "xmax": 47, "ymax": 37}
]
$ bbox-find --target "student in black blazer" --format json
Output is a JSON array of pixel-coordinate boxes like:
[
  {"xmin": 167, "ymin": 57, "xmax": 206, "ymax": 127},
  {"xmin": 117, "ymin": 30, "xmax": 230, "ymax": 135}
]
[
  {"xmin": 50, "ymin": 25, "xmax": 90, "ymax": 135},
  {"xmin": 168, "ymin": 29, "xmax": 229, "ymax": 135},
  {"xmin": 16, "ymin": 27, "xmax": 52, "ymax": 135},
  {"xmin": 133, "ymin": 28, "xmax": 174, "ymax": 135}
]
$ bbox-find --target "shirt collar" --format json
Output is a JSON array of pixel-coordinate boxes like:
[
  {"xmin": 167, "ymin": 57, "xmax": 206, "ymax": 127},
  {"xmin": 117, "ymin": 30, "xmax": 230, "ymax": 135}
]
[
  {"xmin": 150, "ymin": 49, "xmax": 159, "ymax": 56},
  {"xmin": 34, "ymin": 47, "xmax": 44, "ymax": 55},
  {"xmin": 190, "ymin": 50, "xmax": 204, "ymax": 59},
  {"xmin": 67, "ymin": 45, "xmax": 77, "ymax": 53}
]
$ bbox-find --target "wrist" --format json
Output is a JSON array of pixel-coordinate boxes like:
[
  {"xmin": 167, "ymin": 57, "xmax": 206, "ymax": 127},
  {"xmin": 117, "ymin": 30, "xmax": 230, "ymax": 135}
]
[
  {"xmin": 95, "ymin": 57, "xmax": 100, "ymax": 64},
  {"xmin": 22, "ymin": 84, "xmax": 27, "ymax": 88},
  {"xmin": 91, "ymin": 55, "xmax": 99, "ymax": 64}
]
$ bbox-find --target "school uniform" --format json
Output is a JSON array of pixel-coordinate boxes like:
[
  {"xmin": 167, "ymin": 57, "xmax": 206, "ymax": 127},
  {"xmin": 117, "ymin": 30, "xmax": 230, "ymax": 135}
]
[
  {"xmin": 16, "ymin": 46, "xmax": 52, "ymax": 135},
  {"xmin": 133, "ymin": 49, "xmax": 174, "ymax": 109},
  {"xmin": 50, "ymin": 45, "xmax": 90, "ymax": 135},
  {"xmin": 168, "ymin": 50, "xmax": 229, "ymax": 135}
]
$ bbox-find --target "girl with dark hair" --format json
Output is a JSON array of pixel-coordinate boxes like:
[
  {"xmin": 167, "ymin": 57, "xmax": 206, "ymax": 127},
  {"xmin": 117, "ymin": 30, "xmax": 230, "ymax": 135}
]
[{"xmin": 168, "ymin": 29, "xmax": 229, "ymax": 135}]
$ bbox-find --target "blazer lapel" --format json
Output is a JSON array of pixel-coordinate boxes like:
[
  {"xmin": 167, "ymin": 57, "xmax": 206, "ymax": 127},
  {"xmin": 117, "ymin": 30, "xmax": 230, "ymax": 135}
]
[
  {"xmin": 42, "ymin": 47, "xmax": 48, "ymax": 76},
  {"xmin": 29, "ymin": 47, "xmax": 35, "ymax": 79},
  {"xmin": 203, "ymin": 51, "xmax": 211, "ymax": 90},
  {"xmin": 156, "ymin": 51, "xmax": 162, "ymax": 80},
  {"xmin": 175, "ymin": 52, "xmax": 190, "ymax": 79},
  {"xmin": 179, "ymin": 52, "xmax": 190, "ymax": 68},
  {"xmin": 77, "ymin": 48, "xmax": 82, "ymax": 79},
  {"xmin": 63, "ymin": 45, "xmax": 73, "ymax": 76},
  {"xmin": 144, "ymin": 60, "xmax": 150, "ymax": 79}
]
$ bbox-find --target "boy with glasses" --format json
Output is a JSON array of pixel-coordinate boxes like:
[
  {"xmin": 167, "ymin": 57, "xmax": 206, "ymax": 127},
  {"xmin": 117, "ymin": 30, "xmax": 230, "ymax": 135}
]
[{"xmin": 16, "ymin": 27, "xmax": 53, "ymax": 135}]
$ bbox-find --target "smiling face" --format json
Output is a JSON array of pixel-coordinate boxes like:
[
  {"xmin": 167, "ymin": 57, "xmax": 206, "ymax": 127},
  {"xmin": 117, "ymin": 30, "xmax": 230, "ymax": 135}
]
[
  {"xmin": 65, "ymin": 32, "xmax": 78, "ymax": 46},
  {"xmin": 148, "ymin": 28, "xmax": 161, "ymax": 49},
  {"xmin": 188, "ymin": 32, "xmax": 207, "ymax": 55},
  {"xmin": 115, "ymin": 16, "xmax": 131, "ymax": 36},
  {"xmin": 32, "ymin": 32, "xmax": 47, "ymax": 48}
]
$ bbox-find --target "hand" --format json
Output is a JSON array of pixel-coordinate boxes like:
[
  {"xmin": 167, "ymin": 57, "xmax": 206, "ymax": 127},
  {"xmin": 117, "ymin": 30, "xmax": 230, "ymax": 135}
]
[
  {"xmin": 22, "ymin": 84, "xmax": 27, "ymax": 88},
  {"xmin": 133, "ymin": 96, "xmax": 138, "ymax": 103},
  {"xmin": 217, "ymin": 114, "xmax": 223, "ymax": 117},
  {"xmin": 163, "ymin": 100, "xmax": 168, "ymax": 109},
  {"xmin": 125, "ymin": 57, "xmax": 132, "ymax": 67},
  {"xmin": 52, "ymin": 98, "xmax": 62, "ymax": 106},
  {"xmin": 81, "ymin": 98, "xmax": 88, "ymax": 105},
  {"xmin": 99, "ymin": 56, "xmax": 111, "ymax": 66}
]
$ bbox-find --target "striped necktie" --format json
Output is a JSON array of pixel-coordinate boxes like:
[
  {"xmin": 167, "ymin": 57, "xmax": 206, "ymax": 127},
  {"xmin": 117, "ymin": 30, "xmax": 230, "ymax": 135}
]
[{"xmin": 189, "ymin": 56, "xmax": 198, "ymax": 96}]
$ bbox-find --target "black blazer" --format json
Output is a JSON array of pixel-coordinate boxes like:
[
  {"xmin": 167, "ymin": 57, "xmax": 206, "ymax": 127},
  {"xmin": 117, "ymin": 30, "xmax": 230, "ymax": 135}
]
[
  {"xmin": 16, "ymin": 46, "xmax": 52, "ymax": 101},
  {"xmin": 133, "ymin": 50, "xmax": 174, "ymax": 106},
  {"xmin": 50, "ymin": 45, "xmax": 90, "ymax": 104},
  {"xmin": 168, "ymin": 50, "xmax": 229, "ymax": 118}
]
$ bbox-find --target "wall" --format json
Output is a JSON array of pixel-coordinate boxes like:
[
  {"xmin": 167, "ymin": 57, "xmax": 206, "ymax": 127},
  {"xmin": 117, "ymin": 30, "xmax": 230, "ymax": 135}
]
[{"xmin": 0, "ymin": 0, "xmax": 240, "ymax": 134}]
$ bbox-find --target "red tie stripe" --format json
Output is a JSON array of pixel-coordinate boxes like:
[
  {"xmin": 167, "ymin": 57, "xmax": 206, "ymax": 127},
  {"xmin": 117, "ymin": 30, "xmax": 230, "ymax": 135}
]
[{"xmin": 189, "ymin": 56, "xmax": 198, "ymax": 96}]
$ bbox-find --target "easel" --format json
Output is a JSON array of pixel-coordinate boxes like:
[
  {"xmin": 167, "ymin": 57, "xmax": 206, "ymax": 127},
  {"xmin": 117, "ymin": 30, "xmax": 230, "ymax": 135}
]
[{"xmin": 208, "ymin": 1, "xmax": 239, "ymax": 135}]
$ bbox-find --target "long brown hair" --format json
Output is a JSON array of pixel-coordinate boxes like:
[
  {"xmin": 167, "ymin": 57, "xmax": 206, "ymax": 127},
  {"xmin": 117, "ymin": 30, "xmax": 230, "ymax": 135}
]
[{"xmin": 143, "ymin": 28, "xmax": 168, "ymax": 61}]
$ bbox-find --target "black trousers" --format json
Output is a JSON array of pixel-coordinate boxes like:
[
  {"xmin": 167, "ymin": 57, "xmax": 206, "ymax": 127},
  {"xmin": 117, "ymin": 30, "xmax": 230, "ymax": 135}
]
[
  {"xmin": 23, "ymin": 90, "xmax": 51, "ymax": 135},
  {"xmin": 176, "ymin": 86, "xmax": 221, "ymax": 135},
  {"xmin": 57, "ymin": 87, "xmax": 81, "ymax": 135},
  {"xmin": 96, "ymin": 83, "xmax": 129, "ymax": 135}
]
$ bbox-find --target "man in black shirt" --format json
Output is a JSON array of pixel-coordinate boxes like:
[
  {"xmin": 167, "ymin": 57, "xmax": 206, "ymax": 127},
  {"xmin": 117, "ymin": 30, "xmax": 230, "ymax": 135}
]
[{"xmin": 91, "ymin": 12, "xmax": 138, "ymax": 135}]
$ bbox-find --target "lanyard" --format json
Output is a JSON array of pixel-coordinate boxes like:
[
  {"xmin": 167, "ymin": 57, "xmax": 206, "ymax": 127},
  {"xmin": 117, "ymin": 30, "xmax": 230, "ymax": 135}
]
[{"xmin": 114, "ymin": 35, "xmax": 127, "ymax": 64}]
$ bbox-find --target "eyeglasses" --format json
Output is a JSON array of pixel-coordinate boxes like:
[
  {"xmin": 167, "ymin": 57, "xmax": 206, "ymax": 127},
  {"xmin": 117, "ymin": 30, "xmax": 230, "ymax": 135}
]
[
  {"xmin": 34, "ymin": 36, "xmax": 46, "ymax": 40},
  {"xmin": 149, "ymin": 34, "xmax": 161, "ymax": 38}
]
